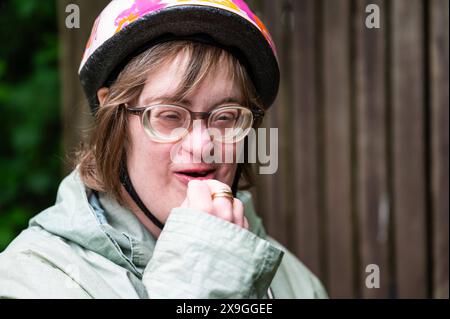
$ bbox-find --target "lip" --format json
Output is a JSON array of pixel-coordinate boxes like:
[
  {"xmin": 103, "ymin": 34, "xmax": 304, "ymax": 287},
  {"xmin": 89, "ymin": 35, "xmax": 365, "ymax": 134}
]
[{"xmin": 173, "ymin": 167, "xmax": 216, "ymax": 185}]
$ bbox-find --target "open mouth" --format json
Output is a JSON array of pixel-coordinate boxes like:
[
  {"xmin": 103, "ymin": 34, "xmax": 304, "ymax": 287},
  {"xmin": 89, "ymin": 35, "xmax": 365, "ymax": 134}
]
[
  {"xmin": 178, "ymin": 171, "xmax": 213, "ymax": 178},
  {"xmin": 174, "ymin": 168, "xmax": 216, "ymax": 184}
]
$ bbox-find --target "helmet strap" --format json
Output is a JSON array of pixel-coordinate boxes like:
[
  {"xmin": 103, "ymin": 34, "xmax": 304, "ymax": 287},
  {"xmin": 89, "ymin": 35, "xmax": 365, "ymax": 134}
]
[
  {"xmin": 119, "ymin": 164, "xmax": 165, "ymax": 230},
  {"xmin": 231, "ymin": 164, "xmax": 241, "ymax": 197},
  {"xmin": 119, "ymin": 162, "xmax": 242, "ymax": 231}
]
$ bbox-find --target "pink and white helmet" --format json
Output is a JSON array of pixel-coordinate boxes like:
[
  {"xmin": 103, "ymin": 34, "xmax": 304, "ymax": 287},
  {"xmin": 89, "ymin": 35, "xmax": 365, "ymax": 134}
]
[{"xmin": 78, "ymin": 0, "xmax": 279, "ymax": 112}]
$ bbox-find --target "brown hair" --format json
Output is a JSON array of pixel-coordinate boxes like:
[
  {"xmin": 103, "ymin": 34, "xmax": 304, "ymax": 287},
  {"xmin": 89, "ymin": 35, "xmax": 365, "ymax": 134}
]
[{"xmin": 76, "ymin": 41, "xmax": 264, "ymax": 206}]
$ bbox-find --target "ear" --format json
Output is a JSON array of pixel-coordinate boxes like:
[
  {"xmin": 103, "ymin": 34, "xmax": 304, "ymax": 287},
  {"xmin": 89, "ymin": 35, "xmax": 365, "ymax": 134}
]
[{"xmin": 97, "ymin": 87, "xmax": 110, "ymax": 107}]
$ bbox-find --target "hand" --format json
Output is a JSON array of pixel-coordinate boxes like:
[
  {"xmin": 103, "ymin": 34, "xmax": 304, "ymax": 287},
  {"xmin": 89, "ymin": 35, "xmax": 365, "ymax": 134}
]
[{"xmin": 179, "ymin": 179, "xmax": 249, "ymax": 230}]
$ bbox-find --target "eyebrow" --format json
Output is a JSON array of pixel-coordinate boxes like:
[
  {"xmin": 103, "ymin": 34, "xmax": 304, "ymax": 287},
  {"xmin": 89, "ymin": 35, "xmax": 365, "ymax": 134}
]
[{"xmin": 141, "ymin": 96, "xmax": 244, "ymax": 110}]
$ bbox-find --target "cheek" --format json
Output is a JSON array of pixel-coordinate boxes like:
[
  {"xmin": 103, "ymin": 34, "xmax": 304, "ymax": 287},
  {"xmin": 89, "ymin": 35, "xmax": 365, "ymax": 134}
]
[
  {"xmin": 130, "ymin": 141, "xmax": 172, "ymax": 171},
  {"xmin": 213, "ymin": 143, "xmax": 239, "ymax": 185},
  {"xmin": 215, "ymin": 163, "xmax": 238, "ymax": 186},
  {"xmin": 127, "ymin": 119, "xmax": 173, "ymax": 178}
]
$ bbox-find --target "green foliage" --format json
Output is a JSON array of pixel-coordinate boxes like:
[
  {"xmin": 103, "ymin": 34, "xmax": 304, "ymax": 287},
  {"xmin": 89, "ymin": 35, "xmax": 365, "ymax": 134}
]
[{"xmin": 0, "ymin": 0, "xmax": 61, "ymax": 251}]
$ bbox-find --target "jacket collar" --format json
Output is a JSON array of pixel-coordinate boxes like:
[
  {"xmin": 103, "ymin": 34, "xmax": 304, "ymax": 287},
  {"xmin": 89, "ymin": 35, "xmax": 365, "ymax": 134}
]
[{"xmin": 29, "ymin": 169, "xmax": 268, "ymax": 278}]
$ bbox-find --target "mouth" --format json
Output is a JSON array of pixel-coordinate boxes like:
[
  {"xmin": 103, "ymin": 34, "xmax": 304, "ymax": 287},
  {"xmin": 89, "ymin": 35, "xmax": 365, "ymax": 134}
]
[{"xmin": 174, "ymin": 168, "xmax": 216, "ymax": 184}]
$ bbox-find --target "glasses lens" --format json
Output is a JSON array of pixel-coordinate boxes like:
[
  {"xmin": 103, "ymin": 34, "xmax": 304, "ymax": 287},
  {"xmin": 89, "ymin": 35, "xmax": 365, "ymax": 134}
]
[
  {"xmin": 142, "ymin": 105, "xmax": 190, "ymax": 142},
  {"xmin": 209, "ymin": 107, "xmax": 253, "ymax": 143}
]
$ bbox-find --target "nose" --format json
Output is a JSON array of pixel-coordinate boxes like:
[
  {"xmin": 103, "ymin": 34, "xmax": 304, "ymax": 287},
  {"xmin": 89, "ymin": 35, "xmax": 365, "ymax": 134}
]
[{"xmin": 179, "ymin": 119, "xmax": 214, "ymax": 161}]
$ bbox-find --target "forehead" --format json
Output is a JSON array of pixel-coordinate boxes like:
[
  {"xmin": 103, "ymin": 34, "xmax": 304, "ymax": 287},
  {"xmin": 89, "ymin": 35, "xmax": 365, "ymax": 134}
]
[{"xmin": 138, "ymin": 49, "xmax": 242, "ymax": 107}]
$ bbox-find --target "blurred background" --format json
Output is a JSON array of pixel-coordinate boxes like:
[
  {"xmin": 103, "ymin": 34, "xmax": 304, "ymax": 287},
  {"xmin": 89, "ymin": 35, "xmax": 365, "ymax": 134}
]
[{"xmin": 0, "ymin": 0, "xmax": 448, "ymax": 299}]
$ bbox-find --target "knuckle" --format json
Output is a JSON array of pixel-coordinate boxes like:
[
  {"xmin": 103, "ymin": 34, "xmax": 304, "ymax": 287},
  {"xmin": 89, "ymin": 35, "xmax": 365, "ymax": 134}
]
[
  {"xmin": 244, "ymin": 218, "xmax": 250, "ymax": 229},
  {"xmin": 197, "ymin": 202, "xmax": 214, "ymax": 214},
  {"xmin": 212, "ymin": 200, "xmax": 233, "ymax": 222},
  {"xmin": 233, "ymin": 198, "xmax": 244, "ymax": 209},
  {"xmin": 205, "ymin": 179, "xmax": 231, "ymax": 191},
  {"xmin": 188, "ymin": 179, "xmax": 203, "ymax": 190}
]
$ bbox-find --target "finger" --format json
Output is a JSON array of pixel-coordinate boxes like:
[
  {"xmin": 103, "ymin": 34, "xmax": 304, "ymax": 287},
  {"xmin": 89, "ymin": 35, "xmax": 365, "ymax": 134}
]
[
  {"xmin": 204, "ymin": 179, "xmax": 232, "ymax": 192},
  {"xmin": 211, "ymin": 193, "xmax": 234, "ymax": 222},
  {"xmin": 232, "ymin": 198, "xmax": 245, "ymax": 228},
  {"xmin": 243, "ymin": 217, "xmax": 249, "ymax": 230},
  {"xmin": 186, "ymin": 180, "xmax": 213, "ymax": 214},
  {"xmin": 204, "ymin": 180, "xmax": 234, "ymax": 222}
]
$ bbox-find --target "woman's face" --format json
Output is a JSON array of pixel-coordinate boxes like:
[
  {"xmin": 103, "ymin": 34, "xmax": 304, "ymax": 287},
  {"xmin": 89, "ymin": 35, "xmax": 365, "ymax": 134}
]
[{"xmin": 125, "ymin": 51, "xmax": 241, "ymax": 232}]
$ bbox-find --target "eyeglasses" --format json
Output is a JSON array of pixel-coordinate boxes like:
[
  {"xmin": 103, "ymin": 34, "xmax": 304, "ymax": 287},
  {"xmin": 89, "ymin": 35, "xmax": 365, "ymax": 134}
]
[{"xmin": 125, "ymin": 104, "xmax": 264, "ymax": 143}]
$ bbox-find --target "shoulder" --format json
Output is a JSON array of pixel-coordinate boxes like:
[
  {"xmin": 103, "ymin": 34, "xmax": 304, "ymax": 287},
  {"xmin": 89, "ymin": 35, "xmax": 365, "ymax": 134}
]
[
  {"xmin": 267, "ymin": 237, "xmax": 328, "ymax": 299},
  {"xmin": 0, "ymin": 227, "xmax": 91, "ymax": 298}
]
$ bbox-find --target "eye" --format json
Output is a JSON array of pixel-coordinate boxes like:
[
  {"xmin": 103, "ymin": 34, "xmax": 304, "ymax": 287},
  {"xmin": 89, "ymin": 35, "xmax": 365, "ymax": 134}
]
[
  {"xmin": 212, "ymin": 110, "xmax": 238, "ymax": 122},
  {"xmin": 162, "ymin": 112, "xmax": 181, "ymax": 120},
  {"xmin": 155, "ymin": 110, "xmax": 184, "ymax": 121}
]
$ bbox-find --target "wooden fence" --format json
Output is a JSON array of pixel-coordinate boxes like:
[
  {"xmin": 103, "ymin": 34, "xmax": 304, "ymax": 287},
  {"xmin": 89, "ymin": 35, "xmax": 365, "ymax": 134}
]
[{"xmin": 59, "ymin": 0, "xmax": 448, "ymax": 298}]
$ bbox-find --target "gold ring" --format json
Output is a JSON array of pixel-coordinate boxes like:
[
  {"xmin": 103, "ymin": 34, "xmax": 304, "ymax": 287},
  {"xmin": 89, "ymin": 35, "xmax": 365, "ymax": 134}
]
[{"xmin": 211, "ymin": 189, "xmax": 234, "ymax": 203}]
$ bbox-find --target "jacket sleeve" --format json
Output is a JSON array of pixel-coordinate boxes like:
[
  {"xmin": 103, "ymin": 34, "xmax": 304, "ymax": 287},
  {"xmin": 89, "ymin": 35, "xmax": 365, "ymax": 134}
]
[
  {"xmin": 141, "ymin": 207, "xmax": 284, "ymax": 298},
  {"xmin": 0, "ymin": 250, "xmax": 91, "ymax": 299}
]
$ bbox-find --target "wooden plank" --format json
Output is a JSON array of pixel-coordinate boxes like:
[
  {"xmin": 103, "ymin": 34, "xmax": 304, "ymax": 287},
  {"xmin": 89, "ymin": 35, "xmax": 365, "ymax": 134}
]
[
  {"xmin": 429, "ymin": 0, "xmax": 449, "ymax": 299},
  {"xmin": 354, "ymin": 0, "xmax": 390, "ymax": 298},
  {"xmin": 391, "ymin": 0, "xmax": 427, "ymax": 298},
  {"xmin": 266, "ymin": 0, "xmax": 293, "ymax": 248},
  {"xmin": 291, "ymin": 0, "xmax": 322, "ymax": 280},
  {"xmin": 252, "ymin": 0, "xmax": 290, "ymax": 247},
  {"xmin": 250, "ymin": 0, "xmax": 277, "ymax": 240},
  {"xmin": 272, "ymin": 0, "xmax": 297, "ymax": 252},
  {"xmin": 322, "ymin": 0, "xmax": 355, "ymax": 298},
  {"xmin": 58, "ymin": 0, "xmax": 110, "ymax": 174}
]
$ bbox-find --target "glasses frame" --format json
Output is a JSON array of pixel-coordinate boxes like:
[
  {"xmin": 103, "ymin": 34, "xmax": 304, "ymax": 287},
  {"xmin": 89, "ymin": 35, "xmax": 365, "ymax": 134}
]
[{"xmin": 125, "ymin": 103, "xmax": 265, "ymax": 143}]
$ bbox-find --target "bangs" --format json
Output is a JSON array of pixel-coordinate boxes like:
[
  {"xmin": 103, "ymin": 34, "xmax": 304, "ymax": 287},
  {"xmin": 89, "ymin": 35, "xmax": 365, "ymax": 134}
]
[
  {"xmin": 108, "ymin": 41, "xmax": 261, "ymax": 109},
  {"xmin": 169, "ymin": 41, "xmax": 242, "ymax": 103}
]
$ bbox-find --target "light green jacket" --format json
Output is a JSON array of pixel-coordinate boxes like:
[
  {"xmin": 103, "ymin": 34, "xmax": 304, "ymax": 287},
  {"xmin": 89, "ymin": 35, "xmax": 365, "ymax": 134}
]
[{"xmin": 0, "ymin": 170, "xmax": 327, "ymax": 299}]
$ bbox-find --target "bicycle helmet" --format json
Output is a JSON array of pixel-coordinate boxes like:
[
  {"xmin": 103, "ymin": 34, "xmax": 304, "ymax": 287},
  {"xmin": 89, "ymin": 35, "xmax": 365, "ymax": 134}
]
[{"xmin": 78, "ymin": 0, "xmax": 280, "ymax": 113}]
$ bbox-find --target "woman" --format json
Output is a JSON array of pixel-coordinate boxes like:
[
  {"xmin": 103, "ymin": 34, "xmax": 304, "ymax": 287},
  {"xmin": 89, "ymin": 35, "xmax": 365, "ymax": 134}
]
[{"xmin": 0, "ymin": 0, "xmax": 327, "ymax": 299}]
